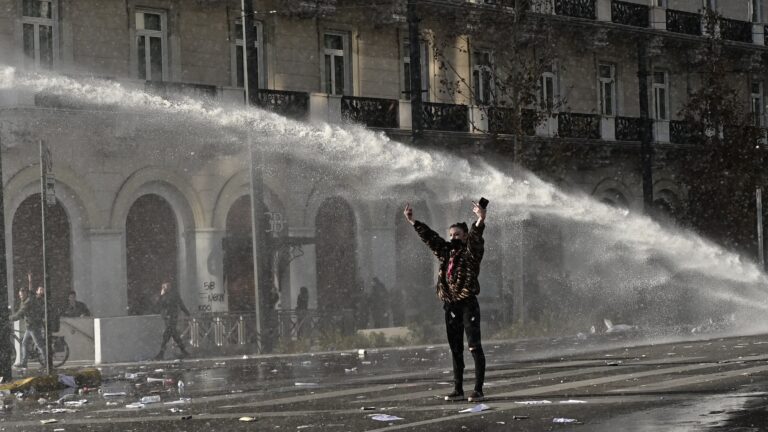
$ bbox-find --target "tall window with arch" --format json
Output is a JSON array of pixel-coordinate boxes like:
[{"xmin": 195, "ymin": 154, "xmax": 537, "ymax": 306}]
[{"xmin": 21, "ymin": 0, "xmax": 57, "ymax": 70}]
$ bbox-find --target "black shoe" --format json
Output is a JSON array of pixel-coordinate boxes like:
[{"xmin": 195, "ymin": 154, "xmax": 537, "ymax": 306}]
[
  {"xmin": 467, "ymin": 390, "xmax": 484, "ymax": 402},
  {"xmin": 444, "ymin": 390, "xmax": 465, "ymax": 401}
]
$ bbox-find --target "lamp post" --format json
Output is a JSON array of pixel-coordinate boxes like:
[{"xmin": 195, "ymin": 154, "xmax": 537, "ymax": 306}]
[
  {"xmin": 0, "ymin": 132, "xmax": 11, "ymax": 381},
  {"xmin": 241, "ymin": 0, "xmax": 273, "ymax": 352}
]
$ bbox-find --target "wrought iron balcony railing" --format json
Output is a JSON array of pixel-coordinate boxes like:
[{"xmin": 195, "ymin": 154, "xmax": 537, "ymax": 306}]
[
  {"xmin": 670, "ymin": 120, "xmax": 699, "ymax": 144},
  {"xmin": 145, "ymin": 81, "xmax": 218, "ymax": 100},
  {"xmin": 666, "ymin": 9, "xmax": 702, "ymax": 36},
  {"xmin": 422, "ymin": 102, "xmax": 469, "ymax": 132},
  {"xmin": 611, "ymin": 0, "xmax": 649, "ymax": 28},
  {"xmin": 341, "ymin": 96, "xmax": 399, "ymax": 128},
  {"xmin": 487, "ymin": 107, "xmax": 537, "ymax": 135},
  {"xmin": 554, "ymin": 0, "xmax": 596, "ymax": 20},
  {"xmin": 615, "ymin": 116, "xmax": 642, "ymax": 141},
  {"xmin": 719, "ymin": 17, "xmax": 752, "ymax": 43},
  {"xmin": 255, "ymin": 89, "xmax": 310, "ymax": 120},
  {"xmin": 558, "ymin": 112, "xmax": 600, "ymax": 139}
]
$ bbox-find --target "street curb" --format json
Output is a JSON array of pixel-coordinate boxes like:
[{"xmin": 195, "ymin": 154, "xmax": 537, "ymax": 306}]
[{"xmin": 1, "ymin": 368, "xmax": 101, "ymax": 393}]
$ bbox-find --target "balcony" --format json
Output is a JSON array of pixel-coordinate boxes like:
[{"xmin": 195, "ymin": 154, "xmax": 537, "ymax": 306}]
[
  {"xmin": 615, "ymin": 116, "xmax": 642, "ymax": 141},
  {"xmin": 256, "ymin": 89, "xmax": 310, "ymax": 120},
  {"xmin": 422, "ymin": 102, "xmax": 469, "ymax": 133},
  {"xmin": 487, "ymin": 107, "xmax": 537, "ymax": 135},
  {"xmin": 611, "ymin": 1, "xmax": 648, "ymax": 28},
  {"xmin": 145, "ymin": 81, "xmax": 217, "ymax": 101},
  {"xmin": 558, "ymin": 112, "xmax": 600, "ymax": 139},
  {"xmin": 670, "ymin": 120, "xmax": 699, "ymax": 144},
  {"xmin": 554, "ymin": 0, "xmax": 596, "ymax": 19},
  {"xmin": 341, "ymin": 96, "xmax": 399, "ymax": 129},
  {"xmin": 719, "ymin": 17, "xmax": 752, "ymax": 43},
  {"xmin": 666, "ymin": 9, "xmax": 702, "ymax": 36}
]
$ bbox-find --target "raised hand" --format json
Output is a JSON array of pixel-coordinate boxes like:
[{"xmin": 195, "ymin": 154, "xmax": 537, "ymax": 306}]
[
  {"xmin": 403, "ymin": 203, "xmax": 415, "ymax": 225},
  {"xmin": 472, "ymin": 201, "xmax": 486, "ymax": 225}
]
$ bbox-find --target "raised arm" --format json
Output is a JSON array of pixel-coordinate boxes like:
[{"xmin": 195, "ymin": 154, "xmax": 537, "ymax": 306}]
[
  {"xmin": 467, "ymin": 202, "xmax": 486, "ymax": 262},
  {"xmin": 405, "ymin": 203, "xmax": 448, "ymax": 257}
]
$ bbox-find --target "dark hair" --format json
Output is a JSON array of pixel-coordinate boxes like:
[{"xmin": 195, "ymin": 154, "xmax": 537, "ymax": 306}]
[{"xmin": 449, "ymin": 222, "xmax": 468, "ymax": 234}]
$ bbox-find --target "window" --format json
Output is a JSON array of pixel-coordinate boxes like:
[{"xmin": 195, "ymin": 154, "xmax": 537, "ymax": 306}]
[
  {"xmin": 540, "ymin": 71, "xmax": 555, "ymax": 111},
  {"xmin": 402, "ymin": 39, "xmax": 429, "ymax": 100},
  {"xmin": 598, "ymin": 63, "xmax": 616, "ymax": 116},
  {"xmin": 323, "ymin": 32, "xmax": 349, "ymax": 96},
  {"xmin": 472, "ymin": 50, "xmax": 493, "ymax": 105},
  {"xmin": 751, "ymin": 0, "xmax": 762, "ymax": 23},
  {"xmin": 135, "ymin": 10, "xmax": 167, "ymax": 81},
  {"xmin": 752, "ymin": 81, "xmax": 764, "ymax": 126},
  {"xmin": 653, "ymin": 70, "xmax": 669, "ymax": 121},
  {"xmin": 233, "ymin": 19, "xmax": 264, "ymax": 88},
  {"xmin": 703, "ymin": 0, "xmax": 716, "ymax": 10},
  {"xmin": 21, "ymin": 0, "xmax": 57, "ymax": 70}
]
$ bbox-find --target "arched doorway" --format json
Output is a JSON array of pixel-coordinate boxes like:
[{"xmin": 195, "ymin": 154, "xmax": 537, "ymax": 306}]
[
  {"xmin": 315, "ymin": 197, "xmax": 358, "ymax": 314},
  {"xmin": 12, "ymin": 194, "xmax": 72, "ymax": 308},
  {"xmin": 599, "ymin": 188, "xmax": 629, "ymax": 208},
  {"xmin": 394, "ymin": 201, "xmax": 436, "ymax": 325},
  {"xmin": 126, "ymin": 194, "xmax": 178, "ymax": 315}
]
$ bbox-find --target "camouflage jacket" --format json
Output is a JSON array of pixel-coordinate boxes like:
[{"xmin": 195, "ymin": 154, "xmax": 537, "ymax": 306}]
[{"xmin": 413, "ymin": 220, "xmax": 485, "ymax": 303}]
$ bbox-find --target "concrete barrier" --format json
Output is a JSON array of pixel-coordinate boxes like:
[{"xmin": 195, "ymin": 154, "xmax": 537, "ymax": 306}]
[
  {"xmin": 94, "ymin": 315, "xmax": 165, "ymax": 364},
  {"xmin": 59, "ymin": 318, "xmax": 95, "ymax": 362}
]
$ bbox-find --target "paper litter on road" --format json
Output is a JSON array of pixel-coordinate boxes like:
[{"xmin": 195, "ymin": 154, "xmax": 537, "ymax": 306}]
[
  {"xmin": 238, "ymin": 416, "xmax": 256, "ymax": 422},
  {"xmin": 560, "ymin": 399, "xmax": 587, "ymax": 404},
  {"xmin": 102, "ymin": 392, "xmax": 127, "ymax": 397},
  {"xmin": 63, "ymin": 399, "xmax": 88, "ymax": 407},
  {"xmin": 58, "ymin": 374, "xmax": 77, "ymax": 388},
  {"xmin": 164, "ymin": 398, "xmax": 191, "ymax": 405},
  {"xmin": 344, "ymin": 367, "xmax": 357, "ymax": 373},
  {"xmin": 553, "ymin": 418, "xmax": 580, "ymax": 424},
  {"xmin": 294, "ymin": 382, "xmax": 319, "ymax": 387},
  {"xmin": 40, "ymin": 419, "xmax": 58, "ymax": 424},
  {"xmin": 125, "ymin": 402, "xmax": 145, "ymax": 409},
  {"xmin": 124, "ymin": 372, "xmax": 139, "ymax": 380},
  {"xmin": 515, "ymin": 400, "xmax": 552, "ymax": 405},
  {"xmin": 459, "ymin": 403, "xmax": 491, "ymax": 413},
  {"xmin": 371, "ymin": 414, "xmax": 404, "ymax": 421}
]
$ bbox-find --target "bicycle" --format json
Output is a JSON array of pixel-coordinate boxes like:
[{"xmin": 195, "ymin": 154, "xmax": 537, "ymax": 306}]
[{"xmin": 9, "ymin": 328, "xmax": 70, "ymax": 368}]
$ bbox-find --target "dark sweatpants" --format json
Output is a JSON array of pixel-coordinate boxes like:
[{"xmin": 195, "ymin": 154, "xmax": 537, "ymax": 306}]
[
  {"xmin": 160, "ymin": 318, "xmax": 185, "ymax": 352},
  {"xmin": 444, "ymin": 296, "xmax": 486, "ymax": 394}
]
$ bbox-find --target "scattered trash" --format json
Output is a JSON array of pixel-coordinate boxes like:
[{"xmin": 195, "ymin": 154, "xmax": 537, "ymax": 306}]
[
  {"xmin": 294, "ymin": 382, "xmax": 319, "ymax": 387},
  {"xmin": 146, "ymin": 377, "xmax": 165, "ymax": 383},
  {"xmin": 358, "ymin": 349, "xmax": 367, "ymax": 359},
  {"xmin": 40, "ymin": 419, "xmax": 58, "ymax": 424},
  {"xmin": 560, "ymin": 400, "xmax": 587, "ymax": 404},
  {"xmin": 125, "ymin": 402, "xmax": 145, "ymax": 409},
  {"xmin": 141, "ymin": 395, "xmax": 162, "ymax": 404},
  {"xmin": 371, "ymin": 414, "xmax": 404, "ymax": 422},
  {"xmin": 576, "ymin": 332, "xmax": 587, "ymax": 340},
  {"xmin": 125, "ymin": 373, "xmax": 139, "ymax": 380},
  {"xmin": 177, "ymin": 380, "xmax": 185, "ymax": 396},
  {"xmin": 606, "ymin": 361, "xmax": 623, "ymax": 366},
  {"xmin": 360, "ymin": 407, "xmax": 376, "ymax": 410},
  {"xmin": 300, "ymin": 361, "xmax": 312, "ymax": 366},
  {"xmin": 37, "ymin": 397, "xmax": 47, "ymax": 405},
  {"xmin": 344, "ymin": 367, "xmax": 357, "ymax": 373},
  {"xmin": 239, "ymin": 416, "xmax": 257, "ymax": 422},
  {"xmin": 459, "ymin": 404, "xmax": 491, "ymax": 413},
  {"xmin": 105, "ymin": 402, "xmax": 118, "ymax": 406},
  {"xmin": 515, "ymin": 400, "xmax": 552, "ymax": 405},
  {"xmin": 154, "ymin": 369, "xmax": 164, "ymax": 373},
  {"xmin": 214, "ymin": 362, "xmax": 226, "ymax": 366},
  {"xmin": 102, "ymin": 392, "xmax": 127, "ymax": 397},
  {"xmin": 180, "ymin": 415, "xmax": 192, "ymax": 420},
  {"xmin": 53, "ymin": 429, "xmax": 65, "ymax": 432},
  {"xmin": 242, "ymin": 355, "xmax": 248, "ymax": 360},
  {"xmin": 58, "ymin": 375, "xmax": 76, "ymax": 388},
  {"xmin": 63, "ymin": 399, "xmax": 88, "ymax": 407},
  {"xmin": 164, "ymin": 398, "xmax": 191, "ymax": 405},
  {"xmin": 553, "ymin": 417, "xmax": 581, "ymax": 424},
  {"xmin": 169, "ymin": 407, "xmax": 185, "ymax": 413}
]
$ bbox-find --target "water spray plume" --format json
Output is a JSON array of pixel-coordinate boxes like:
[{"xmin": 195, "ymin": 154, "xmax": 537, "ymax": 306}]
[{"xmin": 2, "ymin": 66, "xmax": 767, "ymax": 336}]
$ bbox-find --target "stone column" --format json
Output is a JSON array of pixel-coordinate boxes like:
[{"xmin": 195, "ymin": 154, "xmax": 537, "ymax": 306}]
[
  {"xmin": 88, "ymin": 230, "xmax": 127, "ymax": 317},
  {"xmin": 192, "ymin": 229, "xmax": 226, "ymax": 314}
]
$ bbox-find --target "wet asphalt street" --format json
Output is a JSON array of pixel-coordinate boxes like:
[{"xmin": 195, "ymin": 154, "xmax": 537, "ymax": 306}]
[{"xmin": 4, "ymin": 332, "xmax": 768, "ymax": 431}]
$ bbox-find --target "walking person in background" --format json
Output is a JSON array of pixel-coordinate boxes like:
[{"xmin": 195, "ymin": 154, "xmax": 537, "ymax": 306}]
[
  {"xmin": 404, "ymin": 200, "xmax": 488, "ymax": 402},
  {"xmin": 154, "ymin": 281, "xmax": 191, "ymax": 360},
  {"xmin": 10, "ymin": 273, "xmax": 44, "ymax": 368}
]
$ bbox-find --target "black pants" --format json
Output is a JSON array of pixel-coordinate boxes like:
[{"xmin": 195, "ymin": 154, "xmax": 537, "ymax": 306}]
[
  {"xmin": 444, "ymin": 296, "xmax": 485, "ymax": 393},
  {"xmin": 160, "ymin": 318, "xmax": 185, "ymax": 352}
]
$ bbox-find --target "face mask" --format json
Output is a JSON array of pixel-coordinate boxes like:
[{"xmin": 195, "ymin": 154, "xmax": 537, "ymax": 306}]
[{"xmin": 450, "ymin": 238, "xmax": 463, "ymax": 248}]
